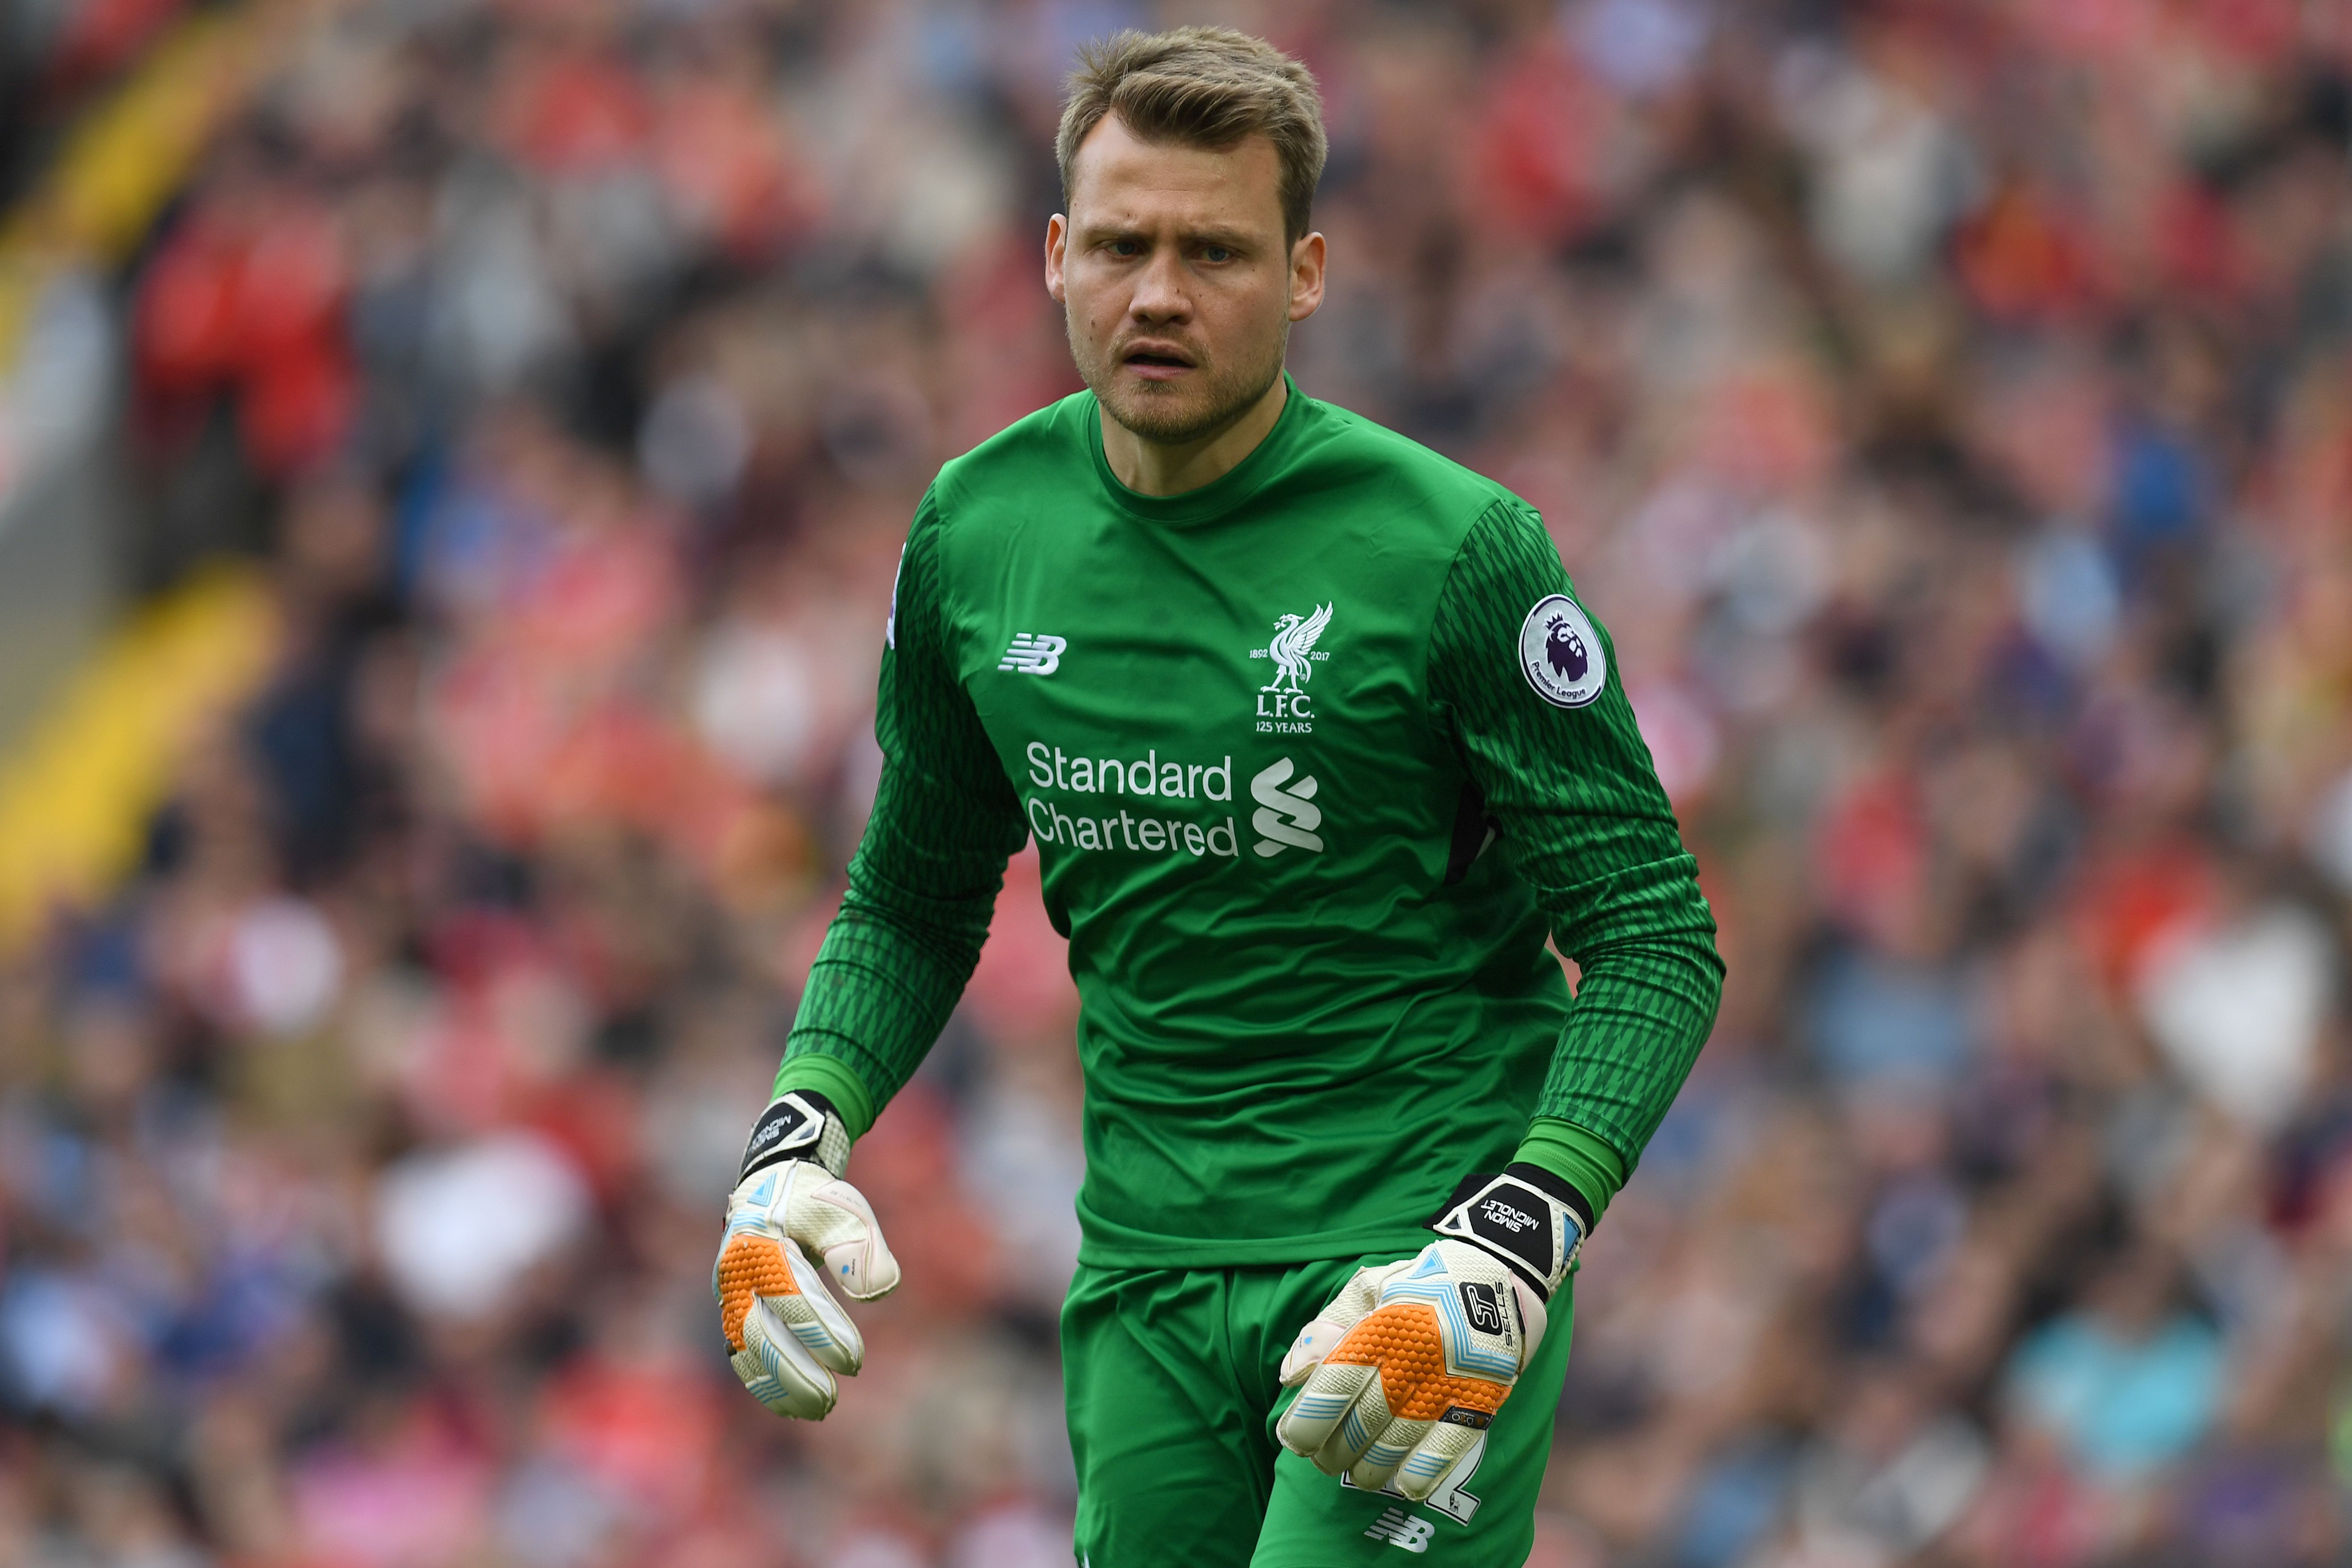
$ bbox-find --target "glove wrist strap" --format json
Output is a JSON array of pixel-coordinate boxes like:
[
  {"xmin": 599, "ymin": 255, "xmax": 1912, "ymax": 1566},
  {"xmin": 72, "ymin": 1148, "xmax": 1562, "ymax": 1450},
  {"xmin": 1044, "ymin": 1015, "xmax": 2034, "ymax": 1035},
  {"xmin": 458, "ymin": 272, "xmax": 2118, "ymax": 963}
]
[
  {"xmin": 1429, "ymin": 1163, "xmax": 1588, "ymax": 1300},
  {"xmin": 739, "ymin": 1090, "xmax": 850, "ymax": 1182}
]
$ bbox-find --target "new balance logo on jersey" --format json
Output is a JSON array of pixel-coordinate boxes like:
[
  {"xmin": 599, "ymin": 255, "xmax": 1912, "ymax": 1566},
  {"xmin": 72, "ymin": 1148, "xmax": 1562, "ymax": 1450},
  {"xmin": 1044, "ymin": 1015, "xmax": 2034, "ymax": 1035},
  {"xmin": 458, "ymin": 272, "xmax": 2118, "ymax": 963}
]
[
  {"xmin": 1364, "ymin": 1509, "xmax": 1435, "ymax": 1552},
  {"xmin": 998, "ymin": 634, "xmax": 1066, "ymax": 675},
  {"xmin": 1251, "ymin": 757, "xmax": 1323, "ymax": 857}
]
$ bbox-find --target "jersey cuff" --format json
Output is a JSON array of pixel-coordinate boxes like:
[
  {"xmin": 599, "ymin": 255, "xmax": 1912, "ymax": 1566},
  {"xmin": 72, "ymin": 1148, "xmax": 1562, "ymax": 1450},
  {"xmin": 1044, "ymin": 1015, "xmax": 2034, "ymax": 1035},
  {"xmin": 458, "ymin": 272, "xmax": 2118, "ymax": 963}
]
[
  {"xmin": 1512, "ymin": 1116, "xmax": 1625, "ymax": 1226},
  {"xmin": 771, "ymin": 1051, "xmax": 878, "ymax": 1142}
]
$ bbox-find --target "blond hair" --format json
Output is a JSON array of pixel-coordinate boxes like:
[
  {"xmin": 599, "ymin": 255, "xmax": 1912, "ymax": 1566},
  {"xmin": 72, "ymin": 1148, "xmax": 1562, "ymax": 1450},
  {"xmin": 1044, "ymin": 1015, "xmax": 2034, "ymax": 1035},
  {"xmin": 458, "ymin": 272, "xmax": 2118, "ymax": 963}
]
[{"xmin": 1057, "ymin": 27, "xmax": 1328, "ymax": 248}]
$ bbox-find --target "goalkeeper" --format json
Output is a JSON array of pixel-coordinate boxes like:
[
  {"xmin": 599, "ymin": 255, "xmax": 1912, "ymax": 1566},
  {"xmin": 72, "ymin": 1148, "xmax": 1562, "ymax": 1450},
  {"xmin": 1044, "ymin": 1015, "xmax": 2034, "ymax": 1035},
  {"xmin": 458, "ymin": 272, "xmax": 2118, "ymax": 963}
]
[{"xmin": 713, "ymin": 25, "xmax": 1722, "ymax": 1567}]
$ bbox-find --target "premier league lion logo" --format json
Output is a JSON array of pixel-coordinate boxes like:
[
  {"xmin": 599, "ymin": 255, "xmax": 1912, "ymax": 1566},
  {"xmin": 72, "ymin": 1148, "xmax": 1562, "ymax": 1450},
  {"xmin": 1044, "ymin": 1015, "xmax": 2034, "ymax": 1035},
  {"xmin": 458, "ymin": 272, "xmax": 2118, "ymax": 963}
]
[
  {"xmin": 1520, "ymin": 593, "xmax": 1605, "ymax": 709},
  {"xmin": 1545, "ymin": 615, "xmax": 1588, "ymax": 684}
]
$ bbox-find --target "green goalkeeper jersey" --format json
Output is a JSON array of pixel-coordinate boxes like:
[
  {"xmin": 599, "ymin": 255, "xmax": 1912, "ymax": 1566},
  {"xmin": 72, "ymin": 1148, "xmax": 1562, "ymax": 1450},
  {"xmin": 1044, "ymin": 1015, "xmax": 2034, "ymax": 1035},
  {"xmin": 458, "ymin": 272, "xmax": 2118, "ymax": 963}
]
[{"xmin": 777, "ymin": 379, "xmax": 1722, "ymax": 1269}]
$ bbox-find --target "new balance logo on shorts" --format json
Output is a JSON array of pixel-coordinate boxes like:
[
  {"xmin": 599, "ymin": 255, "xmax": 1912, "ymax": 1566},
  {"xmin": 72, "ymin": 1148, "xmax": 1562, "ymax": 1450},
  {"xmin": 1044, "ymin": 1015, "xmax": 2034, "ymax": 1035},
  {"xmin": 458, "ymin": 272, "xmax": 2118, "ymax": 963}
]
[{"xmin": 1364, "ymin": 1508, "xmax": 1436, "ymax": 1552}]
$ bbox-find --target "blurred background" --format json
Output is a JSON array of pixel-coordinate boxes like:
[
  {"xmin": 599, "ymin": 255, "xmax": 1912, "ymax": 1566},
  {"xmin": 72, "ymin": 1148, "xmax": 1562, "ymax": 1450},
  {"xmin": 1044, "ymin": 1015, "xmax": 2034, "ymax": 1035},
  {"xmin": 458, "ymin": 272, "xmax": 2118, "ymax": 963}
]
[{"xmin": 0, "ymin": 0, "xmax": 2348, "ymax": 1564}]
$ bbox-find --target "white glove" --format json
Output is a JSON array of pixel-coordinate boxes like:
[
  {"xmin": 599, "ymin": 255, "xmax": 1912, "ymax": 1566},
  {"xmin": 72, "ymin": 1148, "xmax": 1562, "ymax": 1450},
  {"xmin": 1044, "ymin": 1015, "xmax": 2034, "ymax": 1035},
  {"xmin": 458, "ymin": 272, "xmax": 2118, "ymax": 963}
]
[
  {"xmin": 713, "ymin": 1090, "xmax": 900, "ymax": 1419},
  {"xmin": 1276, "ymin": 1166, "xmax": 1586, "ymax": 1500}
]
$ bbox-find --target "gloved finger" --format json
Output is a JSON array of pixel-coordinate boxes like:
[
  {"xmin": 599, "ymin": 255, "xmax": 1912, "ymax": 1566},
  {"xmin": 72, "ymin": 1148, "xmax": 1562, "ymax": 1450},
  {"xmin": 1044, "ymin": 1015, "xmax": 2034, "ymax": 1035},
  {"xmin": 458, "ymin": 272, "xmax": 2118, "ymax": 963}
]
[
  {"xmin": 1347, "ymin": 1415, "xmax": 1433, "ymax": 1494},
  {"xmin": 788, "ymin": 1173, "xmax": 902, "ymax": 1301},
  {"xmin": 1308, "ymin": 1367, "xmax": 1397, "ymax": 1480},
  {"xmin": 766, "ymin": 1239, "xmax": 868, "ymax": 1375},
  {"xmin": 1278, "ymin": 1309, "xmax": 1352, "ymax": 1386},
  {"xmin": 729, "ymin": 1296, "xmax": 840, "ymax": 1420},
  {"xmin": 1276, "ymin": 1358, "xmax": 1376, "ymax": 1461},
  {"xmin": 1504, "ymin": 1276, "xmax": 1549, "ymax": 1363},
  {"xmin": 717, "ymin": 1229, "xmax": 866, "ymax": 1375},
  {"xmin": 1278, "ymin": 1260, "xmax": 1409, "ymax": 1385},
  {"xmin": 1389, "ymin": 1418, "xmax": 1488, "ymax": 1502}
]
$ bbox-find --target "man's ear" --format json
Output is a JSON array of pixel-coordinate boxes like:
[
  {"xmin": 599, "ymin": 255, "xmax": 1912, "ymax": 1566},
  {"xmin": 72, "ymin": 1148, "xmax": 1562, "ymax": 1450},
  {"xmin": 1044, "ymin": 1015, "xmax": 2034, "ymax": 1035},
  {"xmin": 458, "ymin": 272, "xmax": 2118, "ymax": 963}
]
[
  {"xmin": 1046, "ymin": 214, "xmax": 1069, "ymax": 304},
  {"xmin": 1289, "ymin": 230, "xmax": 1326, "ymax": 322}
]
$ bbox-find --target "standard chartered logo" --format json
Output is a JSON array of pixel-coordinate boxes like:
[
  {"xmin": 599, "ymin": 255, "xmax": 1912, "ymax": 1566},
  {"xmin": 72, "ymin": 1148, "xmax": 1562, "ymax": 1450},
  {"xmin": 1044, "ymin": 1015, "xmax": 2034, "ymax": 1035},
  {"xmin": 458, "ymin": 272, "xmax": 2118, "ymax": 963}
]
[
  {"xmin": 1251, "ymin": 757, "xmax": 1323, "ymax": 857},
  {"xmin": 1019, "ymin": 741, "xmax": 1327, "ymax": 866},
  {"xmin": 1024, "ymin": 741, "xmax": 1239, "ymax": 858}
]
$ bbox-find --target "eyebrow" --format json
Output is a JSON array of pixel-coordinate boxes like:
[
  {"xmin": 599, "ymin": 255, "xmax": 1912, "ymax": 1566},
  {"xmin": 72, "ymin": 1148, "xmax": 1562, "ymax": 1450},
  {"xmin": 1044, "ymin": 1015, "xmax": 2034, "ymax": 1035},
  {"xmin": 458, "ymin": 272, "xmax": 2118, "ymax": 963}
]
[{"xmin": 1079, "ymin": 220, "xmax": 1261, "ymax": 250}]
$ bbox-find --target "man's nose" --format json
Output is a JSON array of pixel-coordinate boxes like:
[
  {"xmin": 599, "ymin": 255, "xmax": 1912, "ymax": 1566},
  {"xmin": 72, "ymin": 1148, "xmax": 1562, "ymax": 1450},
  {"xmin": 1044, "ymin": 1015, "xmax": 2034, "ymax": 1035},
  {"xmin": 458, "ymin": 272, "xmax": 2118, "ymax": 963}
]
[{"xmin": 1129, "ymin": 246, "xmax": 1191, "ymax": 323}]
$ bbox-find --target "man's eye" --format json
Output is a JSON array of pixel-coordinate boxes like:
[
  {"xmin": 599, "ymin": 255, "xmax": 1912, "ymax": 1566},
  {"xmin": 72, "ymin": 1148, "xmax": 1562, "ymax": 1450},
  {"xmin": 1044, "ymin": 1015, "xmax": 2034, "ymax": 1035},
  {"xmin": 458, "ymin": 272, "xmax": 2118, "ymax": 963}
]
[
  {"xmin": 1109, "ymin": 240, "xmax": 1142, "ymax": 257},
  {"xmin": 1203, "ymin": 247, "xmax": 1233, "ymax": 263}
]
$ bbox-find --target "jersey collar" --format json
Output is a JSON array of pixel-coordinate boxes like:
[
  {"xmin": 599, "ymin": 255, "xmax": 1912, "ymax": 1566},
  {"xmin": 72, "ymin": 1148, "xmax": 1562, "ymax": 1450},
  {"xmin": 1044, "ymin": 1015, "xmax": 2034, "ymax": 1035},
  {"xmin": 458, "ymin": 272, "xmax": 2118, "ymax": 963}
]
[{"xmin": 1084, "ymin": 372, "xmax": 1308, "ymax": 526}]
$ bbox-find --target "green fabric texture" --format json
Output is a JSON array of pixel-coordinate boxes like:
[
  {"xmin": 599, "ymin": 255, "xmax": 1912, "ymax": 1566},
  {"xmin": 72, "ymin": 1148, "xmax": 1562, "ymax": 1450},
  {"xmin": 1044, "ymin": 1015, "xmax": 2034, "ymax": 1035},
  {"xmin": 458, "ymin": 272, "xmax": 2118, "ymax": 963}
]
[
  {"xmin": 1063, "ymin": 1256, "xmax": 1575, "ymax": 1567},
  {"xmin": 777, "ymin": 383, "xmax": 1721, "ymax": 1266},
  {"xmin": 1428, "ymin": 502, "xmax": 1724, "ymax": 1161},
  {"xmin": 1511, "ymin": 1116, "xmax": 1627, "ymax": 1223},
  {"xmin": 769, "ymin": 1053, "xmax": 877, "ymax": 1141}
]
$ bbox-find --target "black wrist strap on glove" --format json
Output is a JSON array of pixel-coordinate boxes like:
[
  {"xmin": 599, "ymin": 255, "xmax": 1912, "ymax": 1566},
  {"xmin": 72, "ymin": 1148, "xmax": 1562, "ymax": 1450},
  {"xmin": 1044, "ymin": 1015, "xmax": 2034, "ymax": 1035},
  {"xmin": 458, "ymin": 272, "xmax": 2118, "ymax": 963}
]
[
  {"xmin": 1428, "ymin": 1163, "xmax": 1591, "ymax": 1301},
  {"xmin": 738, "ymin": 1089, "xmax": 850, "ymax": 1183}
]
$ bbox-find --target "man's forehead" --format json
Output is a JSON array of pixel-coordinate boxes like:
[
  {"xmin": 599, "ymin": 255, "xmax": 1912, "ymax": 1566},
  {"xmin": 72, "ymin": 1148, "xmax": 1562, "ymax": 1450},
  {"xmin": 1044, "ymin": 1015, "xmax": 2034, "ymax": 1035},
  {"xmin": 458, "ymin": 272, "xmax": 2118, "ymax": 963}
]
[{"xmin": 1067, "ymin": 115, "xmax": 1285, "ymax": 234}]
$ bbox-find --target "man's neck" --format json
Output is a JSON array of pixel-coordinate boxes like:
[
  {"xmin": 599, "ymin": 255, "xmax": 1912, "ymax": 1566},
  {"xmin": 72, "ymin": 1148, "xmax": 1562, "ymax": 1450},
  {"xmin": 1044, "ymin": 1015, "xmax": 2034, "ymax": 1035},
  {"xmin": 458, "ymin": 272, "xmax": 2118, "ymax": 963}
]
[{"xmin": 1101, "ymin": 375, "xmax": 1289, "ymax": 497}]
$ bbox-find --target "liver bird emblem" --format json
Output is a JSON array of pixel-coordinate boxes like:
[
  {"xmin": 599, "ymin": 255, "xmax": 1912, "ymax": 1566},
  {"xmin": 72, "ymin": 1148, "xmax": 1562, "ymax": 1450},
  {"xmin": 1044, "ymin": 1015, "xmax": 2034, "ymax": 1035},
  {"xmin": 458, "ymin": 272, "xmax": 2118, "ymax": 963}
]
[{"xmin": 1261, "ymin": 603, "xmax": 1333, "ymax": 694}]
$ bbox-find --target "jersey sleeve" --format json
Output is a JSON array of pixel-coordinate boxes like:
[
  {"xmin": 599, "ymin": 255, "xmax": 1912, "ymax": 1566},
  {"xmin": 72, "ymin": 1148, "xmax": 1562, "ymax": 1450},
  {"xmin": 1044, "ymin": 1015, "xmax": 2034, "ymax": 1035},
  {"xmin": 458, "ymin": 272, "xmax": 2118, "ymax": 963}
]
[
  {"xmin": 773, "ymin": 489, "xmax": 1029, "ymax": 1137},
  {"xmin": 1428, "ymin": 501, "xmax": 1725, "ymax": 1179}
]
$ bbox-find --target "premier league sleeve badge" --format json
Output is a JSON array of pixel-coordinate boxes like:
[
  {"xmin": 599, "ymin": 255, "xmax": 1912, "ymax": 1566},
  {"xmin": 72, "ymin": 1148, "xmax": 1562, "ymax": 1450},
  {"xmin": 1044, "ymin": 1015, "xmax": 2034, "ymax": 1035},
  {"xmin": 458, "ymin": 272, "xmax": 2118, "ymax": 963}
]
[{"xmin": 1517, "ymin": 593, "xmax": 1608, "ymax": 709}]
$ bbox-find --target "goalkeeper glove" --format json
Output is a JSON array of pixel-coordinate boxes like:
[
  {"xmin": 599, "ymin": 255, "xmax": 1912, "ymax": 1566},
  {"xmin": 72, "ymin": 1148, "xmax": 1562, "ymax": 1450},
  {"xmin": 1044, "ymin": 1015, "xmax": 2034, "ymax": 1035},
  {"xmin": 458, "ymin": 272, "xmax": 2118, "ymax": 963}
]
[
  {"xmin": 713, "ymin": 1089, "xmax": 900, "ymax": 1419},
  {"xmin": 1276, "ymin": 1165, "xmax": 1588, "ymax": 1500}
]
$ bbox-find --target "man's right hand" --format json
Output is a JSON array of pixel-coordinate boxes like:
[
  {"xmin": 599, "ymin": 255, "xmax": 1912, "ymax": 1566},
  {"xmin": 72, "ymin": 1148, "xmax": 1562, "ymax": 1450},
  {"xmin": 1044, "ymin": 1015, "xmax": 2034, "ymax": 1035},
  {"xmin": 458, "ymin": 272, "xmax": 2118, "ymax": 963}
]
[{"xmin": 713, "ymin": 1090, "xmax": 900, "ymax": 1419}]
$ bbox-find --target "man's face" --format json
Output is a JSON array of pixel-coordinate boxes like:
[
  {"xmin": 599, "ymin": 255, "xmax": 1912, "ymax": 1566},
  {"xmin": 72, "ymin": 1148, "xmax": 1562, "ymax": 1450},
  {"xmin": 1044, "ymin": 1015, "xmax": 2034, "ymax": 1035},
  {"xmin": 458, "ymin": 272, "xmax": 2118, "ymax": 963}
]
[{"xmin": 1048, "ymin": 115, "xmax": 1323, "ymax": 445}]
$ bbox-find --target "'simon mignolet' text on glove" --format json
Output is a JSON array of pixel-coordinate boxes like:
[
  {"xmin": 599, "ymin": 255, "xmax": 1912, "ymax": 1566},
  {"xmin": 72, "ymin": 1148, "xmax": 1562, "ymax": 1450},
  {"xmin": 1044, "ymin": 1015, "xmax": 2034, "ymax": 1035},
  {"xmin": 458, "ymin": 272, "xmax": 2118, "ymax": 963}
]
[
  {"xmin": 713, "ymin": 1090, "xmax": 900, "ymax": 1419},
  {"xmin": 1275, "ymin": 1165, "xmax": 1588, "ymax": 1498}
]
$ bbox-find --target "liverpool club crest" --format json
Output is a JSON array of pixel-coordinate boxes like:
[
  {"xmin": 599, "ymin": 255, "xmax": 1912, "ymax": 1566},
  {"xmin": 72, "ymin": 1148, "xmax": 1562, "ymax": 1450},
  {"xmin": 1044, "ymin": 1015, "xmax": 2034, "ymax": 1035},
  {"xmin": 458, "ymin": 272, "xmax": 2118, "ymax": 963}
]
[{"xmin": 1249, "ymin": 602, "xmax": 1333, "ymax": 733}]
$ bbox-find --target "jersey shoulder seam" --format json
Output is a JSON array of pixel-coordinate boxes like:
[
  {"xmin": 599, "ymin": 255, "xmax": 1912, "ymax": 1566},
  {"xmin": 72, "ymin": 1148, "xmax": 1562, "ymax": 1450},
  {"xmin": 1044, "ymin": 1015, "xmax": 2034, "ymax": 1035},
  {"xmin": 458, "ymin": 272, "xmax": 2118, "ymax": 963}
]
[
  {"xmin": 1308, "ymin": 399, "xmax": 1530, "ymax": 539},
  {"xmin": 907, "ymin": 483, "xmax": 966, "ymax": 681},
  {"xmin": 931, "ymin": 391, "xmax": 1091, "ymax": 508},
  {"xmin": 926, "ymin": 393, "xmax": 1091, "ymax": 672}
]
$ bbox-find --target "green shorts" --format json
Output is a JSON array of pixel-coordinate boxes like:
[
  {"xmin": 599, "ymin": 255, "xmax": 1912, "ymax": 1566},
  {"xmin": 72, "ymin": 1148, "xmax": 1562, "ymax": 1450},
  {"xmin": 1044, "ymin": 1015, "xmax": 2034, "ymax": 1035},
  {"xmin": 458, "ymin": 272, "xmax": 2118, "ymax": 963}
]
[{"xmin": 1061, "ymin": 1253, "xmax": 1574, "ymax": 1567}]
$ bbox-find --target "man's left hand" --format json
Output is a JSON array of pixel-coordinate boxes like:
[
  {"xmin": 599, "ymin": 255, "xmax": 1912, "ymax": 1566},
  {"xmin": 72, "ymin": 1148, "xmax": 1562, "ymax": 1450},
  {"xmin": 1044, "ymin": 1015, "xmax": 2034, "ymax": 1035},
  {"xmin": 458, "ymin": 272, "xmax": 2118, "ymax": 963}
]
[{"xmin": 1275, "ymin": 1167, "xmax": 1585, "ymax": 1500}]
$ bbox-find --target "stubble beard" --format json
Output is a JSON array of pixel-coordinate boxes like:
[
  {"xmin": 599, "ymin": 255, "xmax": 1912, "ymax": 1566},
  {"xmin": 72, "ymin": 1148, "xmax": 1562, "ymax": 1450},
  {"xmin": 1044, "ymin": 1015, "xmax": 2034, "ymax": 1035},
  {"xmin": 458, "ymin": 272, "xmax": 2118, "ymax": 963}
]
[{"xmin": 1070, "ymin": 312, "xmax": 1289, "ymax": 448}]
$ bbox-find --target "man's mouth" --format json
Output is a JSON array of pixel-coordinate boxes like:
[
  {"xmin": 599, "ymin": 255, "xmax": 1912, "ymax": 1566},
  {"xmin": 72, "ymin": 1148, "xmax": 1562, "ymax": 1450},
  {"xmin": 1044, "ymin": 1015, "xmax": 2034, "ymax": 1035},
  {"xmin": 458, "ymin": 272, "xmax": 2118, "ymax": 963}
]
[{"xmin": 1120, "ymin": 342, "xmax": 1197, "ymax": 375}]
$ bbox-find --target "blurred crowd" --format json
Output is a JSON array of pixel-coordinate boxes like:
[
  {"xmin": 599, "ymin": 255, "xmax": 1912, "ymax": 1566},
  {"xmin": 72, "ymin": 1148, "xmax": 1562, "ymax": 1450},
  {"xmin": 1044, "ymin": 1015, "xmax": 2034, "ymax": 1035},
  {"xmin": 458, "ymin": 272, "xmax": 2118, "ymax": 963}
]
[
  {"xmin": 3, "ymin": 0, "xmax": 186, "ymax": 202},
  {"xmin": 4, "ymin": 0, "xmax": 2352, "ymax": 1564}
]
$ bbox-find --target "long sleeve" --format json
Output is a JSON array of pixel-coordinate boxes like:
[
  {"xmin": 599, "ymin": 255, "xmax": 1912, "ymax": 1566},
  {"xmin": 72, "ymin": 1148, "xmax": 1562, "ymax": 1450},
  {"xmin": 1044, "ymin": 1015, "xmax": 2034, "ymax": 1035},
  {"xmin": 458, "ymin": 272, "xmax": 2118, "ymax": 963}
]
[
  {"xmin": 1427, "ymin": 501, "xmax": 1724, "ymax": 1178},
  {"xmin": 773, "ymin": 490, "xmax": 1029, "ymax": 1136}
]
